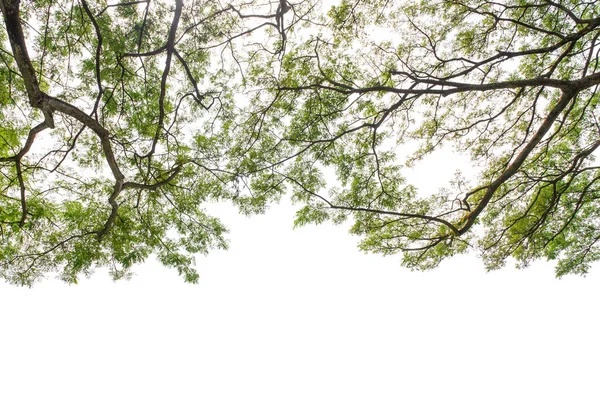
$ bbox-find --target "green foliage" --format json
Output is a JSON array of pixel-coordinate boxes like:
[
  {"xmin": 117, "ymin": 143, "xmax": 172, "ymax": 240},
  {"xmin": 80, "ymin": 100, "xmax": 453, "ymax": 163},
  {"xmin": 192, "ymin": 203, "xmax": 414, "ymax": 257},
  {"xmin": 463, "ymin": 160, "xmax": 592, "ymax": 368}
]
[
  {"xmin": 234, "ymin": 0, "xmax": 600, "ymax": 278},
  {"xmin": 2, "ymin": 0, "xmax": 600, "ymax": 285},
  {"xmin": 0, "ymin": 0, "xmax": 280, "ymax": 285}
]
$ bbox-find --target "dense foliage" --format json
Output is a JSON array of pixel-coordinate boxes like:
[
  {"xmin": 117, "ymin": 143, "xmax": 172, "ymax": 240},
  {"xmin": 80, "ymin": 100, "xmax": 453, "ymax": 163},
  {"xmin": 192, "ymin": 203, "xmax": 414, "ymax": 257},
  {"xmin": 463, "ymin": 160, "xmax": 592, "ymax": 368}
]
[{"xmin": 2, "ymin": 0, "xmax": 600, "ymax": 285}]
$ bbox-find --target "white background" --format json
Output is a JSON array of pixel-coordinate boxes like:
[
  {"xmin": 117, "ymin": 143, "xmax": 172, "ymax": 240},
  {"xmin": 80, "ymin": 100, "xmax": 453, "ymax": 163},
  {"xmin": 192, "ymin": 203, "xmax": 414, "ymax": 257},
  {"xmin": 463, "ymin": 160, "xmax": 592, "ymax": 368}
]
[{"xmin": 1, "ymin": 198, "xmax": 599, "ymax": 401}]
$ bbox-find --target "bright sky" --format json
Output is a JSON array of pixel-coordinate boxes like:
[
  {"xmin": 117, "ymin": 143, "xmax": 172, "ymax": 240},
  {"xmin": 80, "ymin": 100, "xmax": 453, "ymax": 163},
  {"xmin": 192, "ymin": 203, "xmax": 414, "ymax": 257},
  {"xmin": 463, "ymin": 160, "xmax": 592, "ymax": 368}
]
[
  {"xmin": 1, "ymin": 196, "xmax": 599, "ymax": 401},
  {"xmin": 2, "ymin": 1, "xmax": 599, "ymax": 399}
]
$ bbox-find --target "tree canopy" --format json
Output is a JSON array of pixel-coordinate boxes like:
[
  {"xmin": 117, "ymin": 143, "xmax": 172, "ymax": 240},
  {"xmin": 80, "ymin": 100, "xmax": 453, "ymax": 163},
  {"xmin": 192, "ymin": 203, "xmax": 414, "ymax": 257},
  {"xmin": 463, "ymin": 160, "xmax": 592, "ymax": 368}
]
[{"xmin": 1, "ymin": 0, "xmax": 600, "ymax": 285}]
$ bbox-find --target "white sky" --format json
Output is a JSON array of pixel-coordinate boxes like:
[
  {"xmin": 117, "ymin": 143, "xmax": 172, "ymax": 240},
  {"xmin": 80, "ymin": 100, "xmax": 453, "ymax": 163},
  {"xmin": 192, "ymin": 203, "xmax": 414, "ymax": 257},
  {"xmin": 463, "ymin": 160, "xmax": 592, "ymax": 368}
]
[{"xmin": 1, "ymin": 196, "xmax": 599, "ymax": 401}]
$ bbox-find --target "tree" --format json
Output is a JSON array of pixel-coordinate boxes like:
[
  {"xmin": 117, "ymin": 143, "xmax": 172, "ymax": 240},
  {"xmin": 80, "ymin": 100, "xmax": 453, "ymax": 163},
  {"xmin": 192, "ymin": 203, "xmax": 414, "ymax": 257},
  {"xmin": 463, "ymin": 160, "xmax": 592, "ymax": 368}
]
[
  {"xmin": 0, "ymin": 0, "xmax": 302, "ymax": 285},
  {"xmin": 1, "ymin": 0, "xmax": 600, "ymax": 286},
  {"xmin": 233, "ymin": 0, "xmax": 600, "ymax": 276}
]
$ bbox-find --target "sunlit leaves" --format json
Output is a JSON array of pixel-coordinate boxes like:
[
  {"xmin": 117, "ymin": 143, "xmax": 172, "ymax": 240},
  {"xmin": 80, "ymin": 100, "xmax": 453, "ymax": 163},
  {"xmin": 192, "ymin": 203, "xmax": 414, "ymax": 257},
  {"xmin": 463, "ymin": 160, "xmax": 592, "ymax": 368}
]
[
  {"xmin": 0, "ymin": 0, "xmax": 291, "ymax": 285},
  {"xmin": 3, "ymin": 0, "xmax": 600, "ymax": 285},
  {"xmin": 235, "ymin": 0, "xmax": 600, "ymax": 277}
]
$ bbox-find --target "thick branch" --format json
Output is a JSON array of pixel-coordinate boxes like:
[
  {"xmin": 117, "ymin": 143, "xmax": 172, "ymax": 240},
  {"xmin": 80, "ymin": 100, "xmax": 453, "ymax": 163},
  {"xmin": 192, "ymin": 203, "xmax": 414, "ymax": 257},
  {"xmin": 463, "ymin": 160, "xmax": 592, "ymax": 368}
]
[
  {"xmin": 0, "ymin": 0, "xmax": 43, "ymax": 107},
  {"xmin": 459, "ymin": 89, "xmax": 577, "ymax": 235}
]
